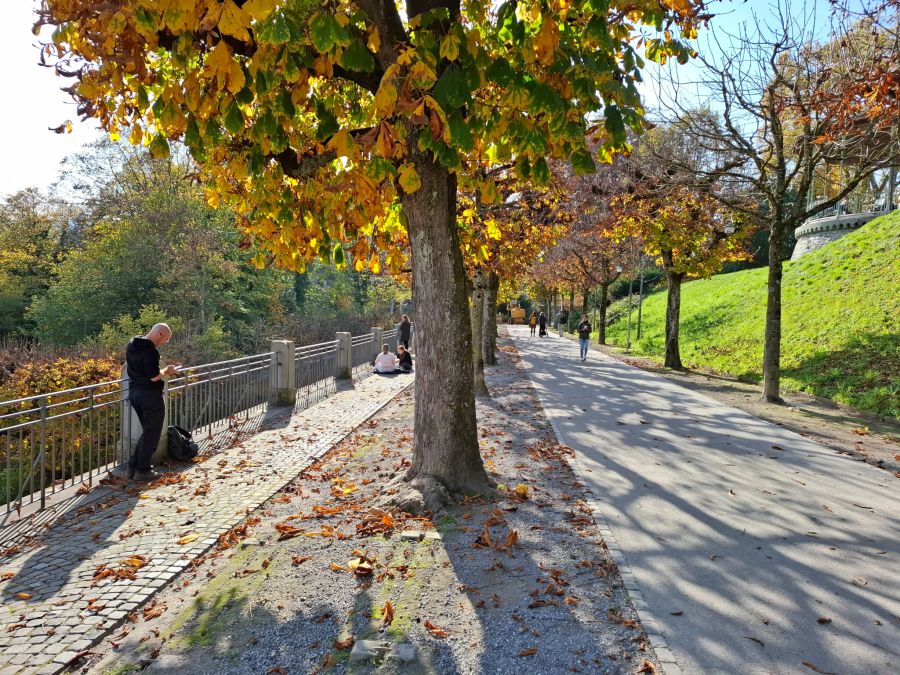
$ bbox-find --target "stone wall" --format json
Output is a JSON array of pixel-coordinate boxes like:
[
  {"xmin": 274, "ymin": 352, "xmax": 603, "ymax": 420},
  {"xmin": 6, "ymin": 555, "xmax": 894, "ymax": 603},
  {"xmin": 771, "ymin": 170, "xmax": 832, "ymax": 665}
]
[{"xmin": 790, "ymin": 212, "xmax": 881, "ymax": 260}]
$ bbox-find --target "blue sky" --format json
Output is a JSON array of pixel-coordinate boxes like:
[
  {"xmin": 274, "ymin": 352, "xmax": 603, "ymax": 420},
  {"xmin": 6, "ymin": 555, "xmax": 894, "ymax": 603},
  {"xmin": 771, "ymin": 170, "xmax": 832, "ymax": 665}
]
[{"xmin": 0, "ymin": 0, "xmax": 860, "ymax": 198}]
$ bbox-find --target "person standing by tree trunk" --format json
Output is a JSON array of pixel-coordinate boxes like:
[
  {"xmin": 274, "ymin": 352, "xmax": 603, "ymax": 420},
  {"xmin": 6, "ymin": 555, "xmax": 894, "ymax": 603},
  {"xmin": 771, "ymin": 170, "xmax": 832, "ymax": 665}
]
[
  {"xmin": 125, "ymin": 323, "xmax": 178, "ymax": 482},
  {"xmin": 399, "ymin": 314, "xmax": 411, "ymax": 350}
]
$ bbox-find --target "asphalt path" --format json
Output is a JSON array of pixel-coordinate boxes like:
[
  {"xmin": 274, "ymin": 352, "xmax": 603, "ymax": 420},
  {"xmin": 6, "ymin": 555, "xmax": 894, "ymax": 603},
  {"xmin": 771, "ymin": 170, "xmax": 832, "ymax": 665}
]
[{"xmin": 511, "ymin": 326, "xmax": 899, "ymax": 674}]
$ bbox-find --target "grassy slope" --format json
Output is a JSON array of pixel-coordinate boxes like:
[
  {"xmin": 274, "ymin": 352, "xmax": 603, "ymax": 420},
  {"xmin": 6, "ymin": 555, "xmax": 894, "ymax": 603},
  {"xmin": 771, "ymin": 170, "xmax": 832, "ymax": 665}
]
[{"xmin": 605, "ymin": 210, "xmax": 900, "ymax": 418}]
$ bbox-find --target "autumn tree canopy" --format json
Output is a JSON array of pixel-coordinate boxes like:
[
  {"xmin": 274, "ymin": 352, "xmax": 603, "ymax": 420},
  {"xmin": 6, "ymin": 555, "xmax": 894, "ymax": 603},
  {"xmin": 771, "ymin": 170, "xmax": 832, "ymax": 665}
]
[{"xmin": 38, "ymin": 0, "xmax": 708, "ymax": 509}]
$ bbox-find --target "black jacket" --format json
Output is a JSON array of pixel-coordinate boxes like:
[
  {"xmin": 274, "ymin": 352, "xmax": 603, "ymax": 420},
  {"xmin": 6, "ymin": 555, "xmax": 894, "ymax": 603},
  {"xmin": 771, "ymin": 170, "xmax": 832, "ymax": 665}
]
[
  {"xmin": 577, "ymin": 322, "xmax": 592, "ymax": 339},
  {"xmin": 399, "ymin": 319, "xmax": 411, "ymax": 341},
  {"xmin": 126, "ymin": 337, "xmax": 164, "ymax": 391}
]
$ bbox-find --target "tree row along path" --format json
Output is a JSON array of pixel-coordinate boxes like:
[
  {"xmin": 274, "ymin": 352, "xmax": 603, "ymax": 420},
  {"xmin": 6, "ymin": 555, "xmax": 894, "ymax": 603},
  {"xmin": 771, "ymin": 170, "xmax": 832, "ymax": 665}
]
[
  {"xmin": 512, "ymin": 325, "xmax": 899, "ymax": 674},
  {"xmin": 0, "ymin": 373, "xmax": 412, "ymax": 675}
]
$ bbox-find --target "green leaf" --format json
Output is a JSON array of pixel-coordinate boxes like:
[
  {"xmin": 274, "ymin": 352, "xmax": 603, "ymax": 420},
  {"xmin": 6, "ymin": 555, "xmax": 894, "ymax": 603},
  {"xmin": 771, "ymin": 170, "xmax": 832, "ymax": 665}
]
[
  {"xmin": 276, "ymin": 88, "xmax": 295, "ymax": 118},
  {"xmin": 256, "ymin": 11, "xmax": 291, "ymax": 45},
  {"xmin": 485, "ymin": 58, "xmax": 515, "ymax": 87},
  {"xmin": 310, "ymin": 14, "xmax": 349, "ymax": 53},
  {"xmin": 339, "ymin": 39, "xmax": 375, "ymax": 73},
  {"xmin": 224, "ymin": 100, "xmax": 245, "ymax": 135},
  {"xmin": 604, "ymin": 104, "xmax": 626, "ymax": 146},
  {"xmin": 432, "ymin": 65, "xmax": 471, "ymax": 110},
  {"xmin": 570, "ymin": 147, "xmax": 596, "ymax": 174},
  {"xmin": 315, "ymin": 104, "xmax": 339, "ymax": 140},
  {"xmin": 333, "ymin": 243, "xmax": 345, "ymax": 266},
  {"xmin": 248, "ymin": 146, "xmax": 265, "ymax": 176},
  {"xmin": 184, "ymin": 115, "xmax": 201, "ymax": 149},
  {"xmin": 528, "ymin": 83, "xmax": 565, "ymax": 115},
  {"xmin": 448, "ymin": 111, "xmax": 474, "ymax": 152},
  {"xmin": 148, "ymin": 134, "xmax": 170, "ymax": 159},
  {"xmin": 531, "ymin": 157, "xmax": 550, "ymax": 185}
]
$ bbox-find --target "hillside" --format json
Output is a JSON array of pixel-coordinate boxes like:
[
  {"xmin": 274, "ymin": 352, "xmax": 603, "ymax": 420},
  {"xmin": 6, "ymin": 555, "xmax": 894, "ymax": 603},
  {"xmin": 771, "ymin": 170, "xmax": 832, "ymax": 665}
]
[{"xmin": 605, "ymin": 210, "xmax": 900, "ymax": 418}]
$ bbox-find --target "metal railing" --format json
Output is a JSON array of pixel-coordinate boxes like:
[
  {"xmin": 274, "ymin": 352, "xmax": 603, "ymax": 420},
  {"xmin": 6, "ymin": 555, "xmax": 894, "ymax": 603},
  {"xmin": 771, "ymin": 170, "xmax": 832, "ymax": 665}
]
[
  {"xmin": 1, "ymin": 379, "xmax": 124, "ymax": 514},
  {"xmin": 294, "ymin": 340, "xmax": 339, "ymax": 409},
  {"xmin": 0, "ymin": 325, "xmax": 405, "ymax": 521},
  {"xmin": 350, "ymin": 333, "xmax": 376, "ymax": 375},
  {"xmin": 166, "ymin": 352, "xmax": 274, "ymax": 452}
]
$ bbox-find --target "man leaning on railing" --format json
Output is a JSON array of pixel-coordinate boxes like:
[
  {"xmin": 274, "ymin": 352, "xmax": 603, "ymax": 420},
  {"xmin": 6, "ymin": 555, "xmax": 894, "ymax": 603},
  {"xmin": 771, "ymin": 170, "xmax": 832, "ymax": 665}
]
[{"xmin": 124, "ymin": 323, "xmax": 179, "ymax": 482}]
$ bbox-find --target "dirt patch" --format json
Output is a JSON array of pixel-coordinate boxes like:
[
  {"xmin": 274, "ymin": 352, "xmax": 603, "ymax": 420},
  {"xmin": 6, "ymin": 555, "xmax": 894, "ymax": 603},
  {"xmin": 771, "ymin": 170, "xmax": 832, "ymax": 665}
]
[
  {"xmin": 83, "ymin": 336, "xmax": 657, "ymax": 675},
  {"xmin": 597, "ymin": 345, "xmax": 900, "ymax": 475}
]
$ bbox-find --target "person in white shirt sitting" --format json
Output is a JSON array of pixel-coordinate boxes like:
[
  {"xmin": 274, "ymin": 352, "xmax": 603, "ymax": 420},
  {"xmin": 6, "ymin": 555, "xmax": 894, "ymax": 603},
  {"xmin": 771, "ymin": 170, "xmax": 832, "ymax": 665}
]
[{"xmin": 373, "ymin": 344, "xmax": 398, "ymax": 374}]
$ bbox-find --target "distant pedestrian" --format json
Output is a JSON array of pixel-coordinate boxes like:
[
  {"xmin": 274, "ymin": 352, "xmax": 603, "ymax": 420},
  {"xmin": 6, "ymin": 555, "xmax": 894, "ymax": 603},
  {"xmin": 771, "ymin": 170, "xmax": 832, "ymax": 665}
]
[
  {"xmin": 538, "ymin": 312, "xmax": 547, "ymax": 337},
  {"xmin": 126, "ymin": 323, "xmax": 179, "ymax": 482},
  {"xmin": 577, "ymin": 316, "xmax": 592, "ymax": 361},
  {"xmin": 529, "ymin": 311, "xmax": 537, "ymax": 337},
  {"xmin": 557, "ymin": 309, "xmax": 566, "ymax": 337},
  {"xmin": 399, "ymin": 314, "xmax": 411, "ymax": 349}
]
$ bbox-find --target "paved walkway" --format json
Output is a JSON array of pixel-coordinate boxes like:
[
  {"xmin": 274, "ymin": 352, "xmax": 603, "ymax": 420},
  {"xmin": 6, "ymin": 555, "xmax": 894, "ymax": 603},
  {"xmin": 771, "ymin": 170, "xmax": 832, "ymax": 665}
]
[
  {"xmin": 0, "ymin": 373, "xmax": 412, "ymax": 675},
  {"xmin": 512, "ymin": 326, "xmax": 899, "ymax": 675}
]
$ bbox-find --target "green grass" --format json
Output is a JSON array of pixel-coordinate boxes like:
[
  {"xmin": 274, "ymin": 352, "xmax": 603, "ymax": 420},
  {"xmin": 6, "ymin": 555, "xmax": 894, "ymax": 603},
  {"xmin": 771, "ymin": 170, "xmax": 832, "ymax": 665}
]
[{"xmin": 605, "ymin": 210, "xmax": 900, "ymax": 419}]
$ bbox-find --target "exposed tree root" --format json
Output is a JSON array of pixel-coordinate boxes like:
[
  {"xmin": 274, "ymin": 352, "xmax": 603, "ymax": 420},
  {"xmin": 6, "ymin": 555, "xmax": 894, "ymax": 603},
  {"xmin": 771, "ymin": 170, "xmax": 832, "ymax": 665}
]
[{"xmin": 378, "ymin": 472, "xmax": 496, "ymax": 515}]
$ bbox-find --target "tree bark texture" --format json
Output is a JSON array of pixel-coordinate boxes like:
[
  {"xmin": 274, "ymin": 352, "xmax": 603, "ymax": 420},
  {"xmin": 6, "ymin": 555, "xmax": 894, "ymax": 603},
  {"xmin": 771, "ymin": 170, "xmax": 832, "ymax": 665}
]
[
  {"xmin": 663, "ymin": 259, "xmax": 684, "ymax": 370},
  {"xmin": 598, "ymin": 284, "xmax": 608, "ymax": 345},
  {"xmin": 762, "ymin": 223, "xmax": 786, "ymax": 402},
  {"xmin": 400, "ymin": 150, "xmax": 490, "ymax": 500},
  {"xmin": 470, "ymin": 268, "xmax": 489, "ymax": 397},
  {"xmin": 482, "ymin": 271, "xmax": 499, "ymax": 366}
]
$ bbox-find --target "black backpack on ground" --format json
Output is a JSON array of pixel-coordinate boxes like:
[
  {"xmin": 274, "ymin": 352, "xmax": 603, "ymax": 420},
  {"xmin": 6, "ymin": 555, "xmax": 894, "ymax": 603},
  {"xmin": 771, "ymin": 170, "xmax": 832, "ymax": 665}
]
[{"xmin": 167, "ymin": 425, "xmax": 200, "ymax": 461}]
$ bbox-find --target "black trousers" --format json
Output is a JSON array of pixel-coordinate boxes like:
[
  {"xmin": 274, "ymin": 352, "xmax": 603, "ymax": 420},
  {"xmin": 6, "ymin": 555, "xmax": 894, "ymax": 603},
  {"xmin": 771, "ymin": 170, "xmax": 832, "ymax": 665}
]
[{"xmin": 128, "ymin": 388, "xmax": 165, "ymax": 472}]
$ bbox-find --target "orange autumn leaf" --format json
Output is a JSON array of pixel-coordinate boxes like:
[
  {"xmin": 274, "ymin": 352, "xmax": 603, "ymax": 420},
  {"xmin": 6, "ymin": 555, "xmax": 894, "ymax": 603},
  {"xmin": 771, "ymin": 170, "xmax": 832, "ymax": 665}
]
[
  {"xmin": 333, "ymin": 636, "xmax": 355, "ymax": 650},
  {"xmin": 518, "ymin": 646, "xmax": 538, "ymax": 657},
  {"xmin": 15, "ymin": 592, "xmax": 32, "ymax": 600},
  {"xmin": 121, "ymin": 555, "xmax": 148, "ymax": 568},
  {"xmin": 424, "ymin": 620, "xmax": 449, "ymax": 637},
  {"xmin": 177, "ymin": 533, "xmax": 200, "ymax": 545},
  {"xmin": 329, "ymin": 562, "xmax": 348, "ymax": 572},
  {"xmin": 502, "ymin": 530, "xmax": 518, "ymax": 550},
  {"xmin": 381, "ymin": 600, "xmax": 394, "ymax": 626},
  {"xmin": 1, "ymin": 572, "xmax": 14, "ymax": 580}
]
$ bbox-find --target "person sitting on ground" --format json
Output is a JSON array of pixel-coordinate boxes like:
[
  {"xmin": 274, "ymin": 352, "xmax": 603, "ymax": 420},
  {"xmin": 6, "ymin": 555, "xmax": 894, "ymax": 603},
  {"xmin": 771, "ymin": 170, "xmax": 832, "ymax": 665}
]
[
  {"xmin": 397, "ymin": 345, "xmax": 413, "ymax": 373},
  {"xmin": 373, "ymin": 344, "xmax": 398, "ymax": 374}
]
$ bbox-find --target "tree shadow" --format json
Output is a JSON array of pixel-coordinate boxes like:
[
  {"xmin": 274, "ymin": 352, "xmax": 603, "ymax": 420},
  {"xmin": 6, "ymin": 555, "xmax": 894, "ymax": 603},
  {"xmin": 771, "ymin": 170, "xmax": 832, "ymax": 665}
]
[{"xmin": 510, "ymin": 325, "xmax": 900, "ymax": 673}]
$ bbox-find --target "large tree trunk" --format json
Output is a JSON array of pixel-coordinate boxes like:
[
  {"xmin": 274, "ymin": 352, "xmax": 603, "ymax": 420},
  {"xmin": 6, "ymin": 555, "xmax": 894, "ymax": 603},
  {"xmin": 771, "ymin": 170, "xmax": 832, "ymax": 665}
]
[
  {"xmin": 762, "ymin": 223, "xmax": 786, "ymax": 402},
  {"xmin": 663, "ymin": 257, "xmax": 684, "ymax": 370},
  {"xmin": 581, "ymin": 287, "xmax": 589, "ymax": 316},
  {"xmin": 482, "ymin": 271, "xmax": 499, "ymax": 366},
  {"xmin": 397, "ymin": 151, "xmax": 491, "ymax": 511},
  {"xmin": 470, "ymin": 269, "xmax": 489, "ymax": 397},
  {"xmin": 597, "ymin": 283, "xmax": 608, "ymax": 345}
]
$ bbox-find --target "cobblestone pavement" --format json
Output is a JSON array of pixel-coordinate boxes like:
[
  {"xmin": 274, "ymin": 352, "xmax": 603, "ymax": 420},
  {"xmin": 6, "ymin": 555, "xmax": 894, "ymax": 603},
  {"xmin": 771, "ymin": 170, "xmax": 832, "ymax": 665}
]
[{"xmin": 0, "ymin": 373, "xmax": 413, "ymax": 675}]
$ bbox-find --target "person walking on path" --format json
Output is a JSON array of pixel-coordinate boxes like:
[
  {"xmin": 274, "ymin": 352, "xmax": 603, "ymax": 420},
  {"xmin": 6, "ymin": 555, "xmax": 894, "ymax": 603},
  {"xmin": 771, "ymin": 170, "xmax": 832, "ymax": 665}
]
[
  {"xmin": 529, "ymin": 311, "xmax": 538, "ymax": 337},
  {"xmin": 538, "ymin": 311, "xmax": 547, "ymax": 337},
  {"xmin": 557, "ymin": 309, "xmax": 566, "ymax": 337},
  {"xmin": 577, "ymin": 315, "xmax": 592, "ymax": 361},
  {"xmin": 125, "ymin": 323, "xmax": 178, "ymax": 482},
  {"xmin": 398, "ymin": 314, "xmax": 411, "ymax": 350}
]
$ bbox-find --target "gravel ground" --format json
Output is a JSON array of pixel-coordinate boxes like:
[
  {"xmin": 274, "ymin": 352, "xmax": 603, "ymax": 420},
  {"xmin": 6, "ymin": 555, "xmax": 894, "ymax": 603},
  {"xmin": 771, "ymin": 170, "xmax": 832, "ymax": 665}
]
[{"xmin": 83, "ymin": 332, "xmax": 659, "ymax": 675}]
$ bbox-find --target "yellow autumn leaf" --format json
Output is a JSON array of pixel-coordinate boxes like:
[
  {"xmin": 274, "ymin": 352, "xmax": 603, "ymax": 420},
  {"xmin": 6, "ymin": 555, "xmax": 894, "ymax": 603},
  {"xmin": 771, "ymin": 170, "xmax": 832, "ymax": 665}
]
[
  {"xmin": 369, "ymin": 253, "xmax": 381, "ymax": 274},
  {"xmin": 243, "ymin": 0, "xmax": 277, "ymax": 22},
  {"xmin": 129, "ymin": 125, "xmax": 143, "ymax": 145},
  {"xmin": 15, "ymin": 592, "xmax": 32, "ymax": 600},
  {"xmin": 327, "ymin": 128, "xmax": 356, "ymax": 159},
  {"xmin": 374, "ymin": 81, "xmax": 398, "ymax": 118},
  {"xmin": 397, "ymin": 164, "xmax": 422, "ymax": 194},
  {"xmin": 534, "ymin": 17, "xmax": 559, "ymax": 65},
  {"xmin": 354, "ymin": 256, "xmax": 366, "ymax": 272},
  {"xmin": 177, "ymin": 533, "xmax": 200, "ymax": 545},
  {"xmin": 439, "ymin": 34, "xmax": 460, "ymax": 62},
  {"xmin": 368, "ymin": 26, "xmax": 381, "ymax": 53},
  {"xmin": 480, "ymin": 179, "xmax": 500, "ymax": 204},
  {"xmin": 219, "ymin": 0, "xmax": 250, "ymax": 41}
]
